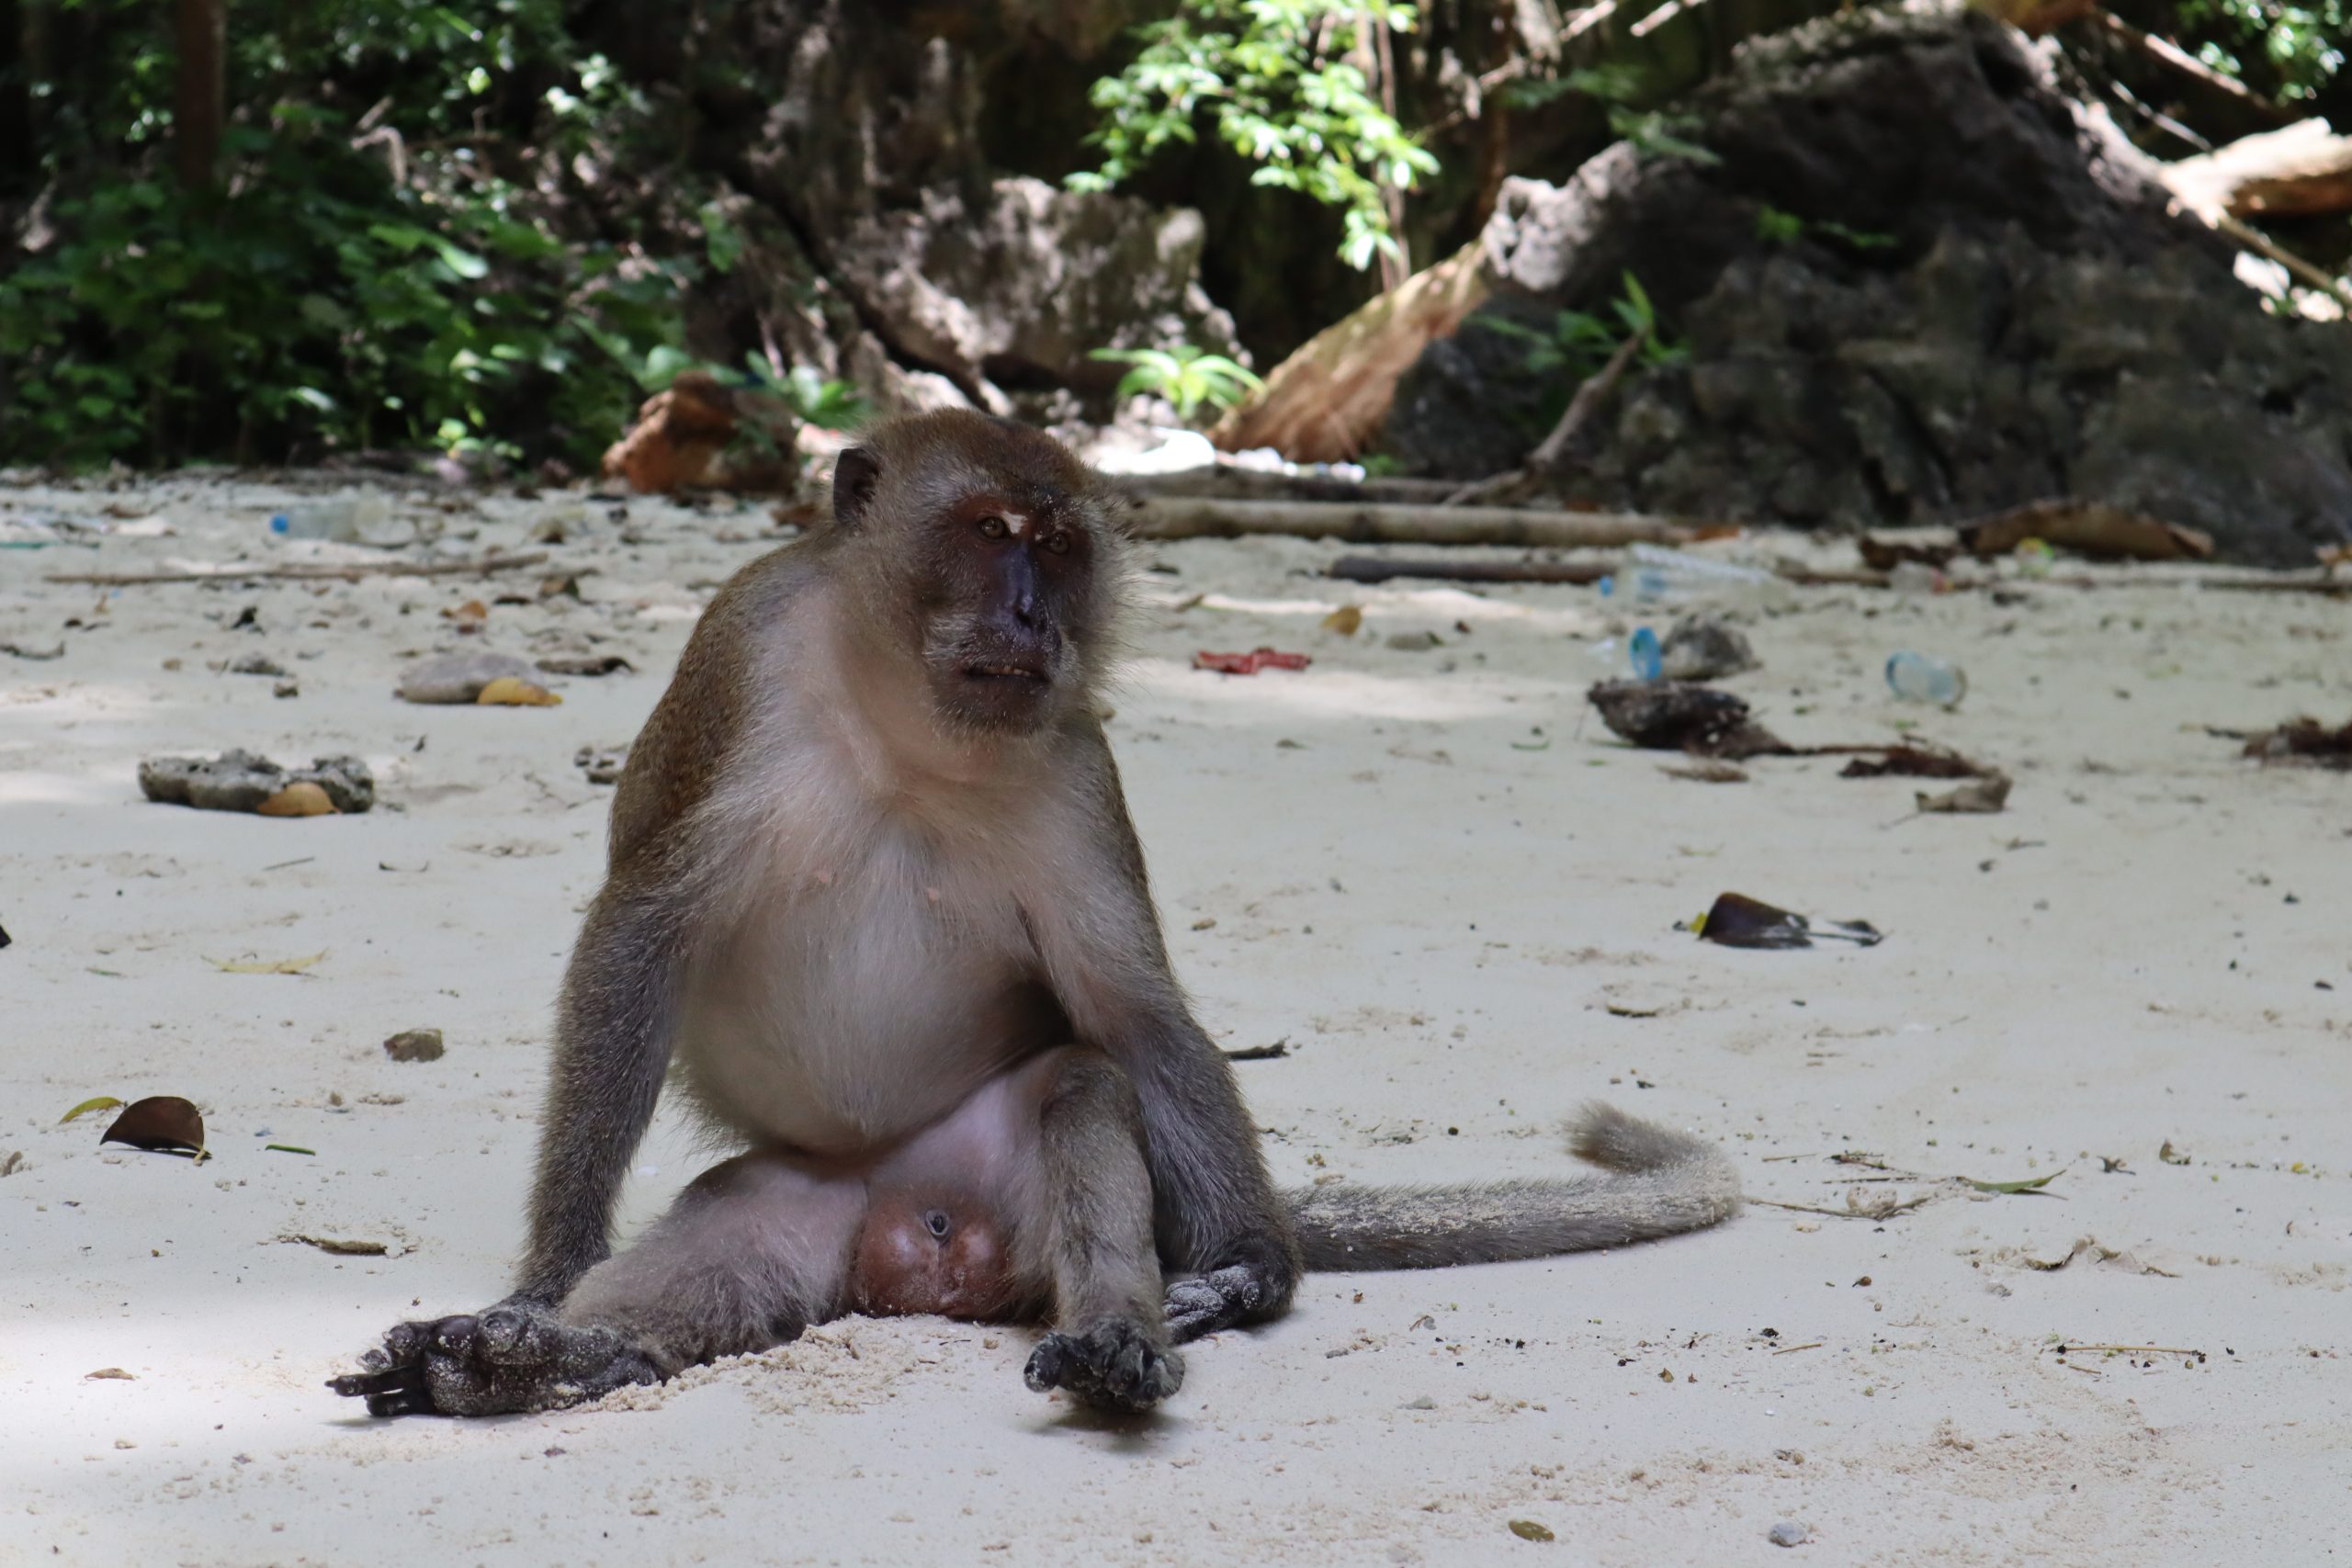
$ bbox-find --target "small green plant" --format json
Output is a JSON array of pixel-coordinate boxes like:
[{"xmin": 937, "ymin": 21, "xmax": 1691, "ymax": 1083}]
[
  {"xmin": 1474, "ymin": 272, "xmax": 1689, "ymax": 379},
  {"xmin": 1506, "ymin": 66, "xmax": 1720, "ymax": 166},
  {"xmin": 1071, "ymin": 1, "xmax": 1441, "ymax": 271},
  {"xmin": 1092, "ymin": 344, "xmax": 1264, "ymax": 423},
  {"xmin": 1755, "ymin": 204, "xmax": 1899, "ymax": 252},
  {"xmin": 612, "ymin": 346, "xmax": 870, "ymax": 431}
]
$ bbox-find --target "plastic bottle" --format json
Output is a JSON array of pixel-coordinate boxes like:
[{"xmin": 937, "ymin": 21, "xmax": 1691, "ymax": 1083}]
[
  {"xmin": 270, "ymin": 491, "xmax": 395, "ymax": 544},
  {"xmin": 1628, "ymin": 625, "xmax": 1663, "ymax": 681},
  {"xmin": 1885, "ymin": 650, "xmax": 1965, "ymax": 707},
  {"xmin": 1586, "ymin": 626, "xmax": 1665, "ymax": 682},
  {"xmin": 1598, "ymin": 543, "xmax": 1789, "ymax": 606}
]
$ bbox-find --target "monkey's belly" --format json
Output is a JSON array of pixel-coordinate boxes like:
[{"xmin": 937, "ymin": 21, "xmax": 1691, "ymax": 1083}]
[{"xmin": 673, "ymin": 905, "xmax": 1060, "ymax": 1157}]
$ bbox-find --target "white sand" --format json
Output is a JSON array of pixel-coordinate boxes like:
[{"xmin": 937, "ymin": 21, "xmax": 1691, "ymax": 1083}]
[{"xmin": 2, "ymin": 476, "xmax": 2346, "ymax": 1566}]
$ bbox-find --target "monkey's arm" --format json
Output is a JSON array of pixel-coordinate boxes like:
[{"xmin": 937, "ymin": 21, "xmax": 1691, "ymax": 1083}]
[
  {"xmin": 511, "ymin": 879, "xmax": 687, "ymax": 1303},
  {"xmin": 1030, "ymin": 730, "xmax": 1303, "ymax": 1342}
]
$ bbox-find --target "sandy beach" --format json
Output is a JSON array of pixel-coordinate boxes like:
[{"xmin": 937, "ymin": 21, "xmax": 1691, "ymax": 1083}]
[{"xmin": 2, "ymin": 474, "xmax": 2346, "ymax": 1565}]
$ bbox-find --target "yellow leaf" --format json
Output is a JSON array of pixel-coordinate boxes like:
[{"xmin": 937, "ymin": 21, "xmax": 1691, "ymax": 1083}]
[
  {"xmin": 476, "ymin": 676, "xmax": 560, "ymax": 706},
  {"xmin": 256, "ymin": 781, "xmax": 336, "ymax": 817},
  {"xmin": 209, "ymin": 952, "xmax": 327, "ymax": 975},
  {"xmin": 1321, "ymin": 604, "xmax": 1363, "ymax": 637},
  {"xmin": 60, "ymin": 1095, "xmax": 124, "ymax": 1124}
]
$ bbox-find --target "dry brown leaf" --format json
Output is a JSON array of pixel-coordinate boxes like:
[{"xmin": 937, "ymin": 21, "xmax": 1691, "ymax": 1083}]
[
  {"xmin": 1321, "ymin": 604, "xmax": 1364, "ymax": 637},
  {"xmin": 99, "ymin": 1096, "xmax": 207, "ymax": 1158},
  {"xmin": 283, "ymin": 1235, "xmax": 390, "ymax": 1256},
  {"xmin": 441, "ymin": 598, "xmax": 490, "ymax": 623},
  {"xmin": 476, "ymin": 676, "xmax": 561, "ymax": 706}
]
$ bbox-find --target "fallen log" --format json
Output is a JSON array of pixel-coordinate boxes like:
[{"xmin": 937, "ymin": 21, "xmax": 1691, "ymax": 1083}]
[
  {"xmin": 1206, "ymin": 241, "xmax": 1490, "ymax": 463},
  {"xmin": 1131, "ymin": 498, "xmax": 1694, "ymax": 548},
  {"xmin": 1327, "ymin": 555, "xmax": 1886, "ymax": 588},
  {"xmin": 45, "ymin": 550, "xmax": 551, "ymax": 587},
  {"xmin": 1125, "ymin": 467, "xmax": 1467, "ymax": 507},
  {"xmin": 2165, "ymin": 118, "xmax": 2352, "ymax": 220}
]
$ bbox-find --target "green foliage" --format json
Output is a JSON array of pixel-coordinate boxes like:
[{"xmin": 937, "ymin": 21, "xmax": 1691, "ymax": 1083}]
[
  {"xmin": 622, "ymin": 345, "xmax": 871, "ymax": 431},
  {"xmin": 1071, "ymin": 1, "xmax": 1441, "ymax": 271},
  {"xmin": 3, "ymin": 0, "xmax": 696, "ymax": 469},
  {"xmin": 1091, "ymin": 344, "xmax": 1264, "ymax": 423},
  {"xmin": 1504, "ymin": 66, "xmax": 1719, "ymax": 165},
  {"xmin": 1755, "ymin": 204, "xmax": 1899, "ymax": 252},
  {"xmin": 2181, "ymin": 0, "xmax": 2347, "ymax": 104},
  {"xmin": 1474, "ymin": 273, "xmax": 1689, "ymax": 381}
]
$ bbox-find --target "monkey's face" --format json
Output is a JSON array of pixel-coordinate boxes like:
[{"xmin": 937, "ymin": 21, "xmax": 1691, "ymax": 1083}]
[
  {"xmin": 915, "ymin": 489, "xmax": 1105, "ymax": 736},
  {"xmin": 831, "ymin": 412, "xmax": 1125, "ymax": 739}
]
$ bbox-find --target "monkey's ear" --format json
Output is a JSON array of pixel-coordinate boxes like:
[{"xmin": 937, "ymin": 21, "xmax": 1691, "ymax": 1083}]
[{"xmin": 831, "ymin": 447, "xmax": 881, "ymax": 529}]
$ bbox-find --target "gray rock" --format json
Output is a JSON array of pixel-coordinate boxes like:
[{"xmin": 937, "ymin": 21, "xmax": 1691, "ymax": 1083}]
[
  {"xmin": 383, "ymin": 1028, "xmax": 446, "ymax": 1064},
  {"xmin": 1769, "ymin": 1521, "xmax": 1811, "ymax": 1548},
  {"xmin": 396, "ymin": 651, "xmax": 537, "ymax": 705},
  {"xmin": 575, "ymin": 744, "xmax": 628, "ymax": 786},
  {"xmin": 1384, "ymin": 8, "xmax": 2352, "ymax": 564},
  {"xmin": 1661, "ymin": 615, "xmax": 1758, "ymax": 682},
  {"xmin": 139, "ymin": 750, "xmax": 374, "ymax": 814}
]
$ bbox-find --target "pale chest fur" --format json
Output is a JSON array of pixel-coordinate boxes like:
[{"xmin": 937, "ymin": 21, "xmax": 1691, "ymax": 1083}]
[{"xmin": 669, "ymin": 676, "xmax": 1070, "ymax": 1157}]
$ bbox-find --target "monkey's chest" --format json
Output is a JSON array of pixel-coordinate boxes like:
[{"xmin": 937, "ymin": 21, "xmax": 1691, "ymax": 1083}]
[{"xmin": 672, "ymin": 843, "xmax": 1054, "ymax": 1156}]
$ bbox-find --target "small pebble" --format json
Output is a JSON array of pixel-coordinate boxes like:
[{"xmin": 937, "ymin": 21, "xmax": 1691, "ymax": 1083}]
[
  {"xmin": 1769, "ymin": 1521, "xmax": 1809, "ymax": 1548},
  {"xmin": 383, "ymin": 1028, "xmax": 446, "ymax": 1064}
]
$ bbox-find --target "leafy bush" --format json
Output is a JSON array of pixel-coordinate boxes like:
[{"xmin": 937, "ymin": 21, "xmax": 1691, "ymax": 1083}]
[
  {"xmin": 1, "ymin": 0, "xmax": 693, "ymax": 470},
  {"xmin": 1071, "ymin": 1, "xmax": 1440, "ymax": 271},
  {"xmin": 1091, "ymin": 344, "xmax": 1265, "ymax": 422}
]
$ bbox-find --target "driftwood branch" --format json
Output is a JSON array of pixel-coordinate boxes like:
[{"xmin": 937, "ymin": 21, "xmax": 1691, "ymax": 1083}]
[
  {"xmin": 45, "ymin": 550, "xmax": 550, "ymax": 587},
  {"xmin": 1330, "ymin": 556, "xmax": 1613, "ymax": 586},
  {"xmin": 1128, "ymin": 497, "xmax": 1693, "ymax": 548},
  {"xmin": 2096, "ymin": 11, "xmax": 2292, "ymax": 120},
  {"xmin": 1445, "ymin": 329, "xmax": 1650, "ymax": 508}
]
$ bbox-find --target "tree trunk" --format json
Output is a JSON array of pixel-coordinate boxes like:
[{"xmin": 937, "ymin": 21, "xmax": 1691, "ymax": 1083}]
[{"xmin": 173, "ymin": 0, "xmax": 224, "ymax": 192}]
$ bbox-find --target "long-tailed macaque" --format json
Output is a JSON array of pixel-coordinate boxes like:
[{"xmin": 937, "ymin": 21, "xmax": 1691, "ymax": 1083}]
[{"xmin": 331, "ymin": 411, "xmax": 1739, "ymax": 1418}]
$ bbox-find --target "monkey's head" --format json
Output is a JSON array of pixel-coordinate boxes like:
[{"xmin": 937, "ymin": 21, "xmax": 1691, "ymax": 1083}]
[{"xmin": 828, "ymin": 410, "xmax": 1129, "ymax": 739}]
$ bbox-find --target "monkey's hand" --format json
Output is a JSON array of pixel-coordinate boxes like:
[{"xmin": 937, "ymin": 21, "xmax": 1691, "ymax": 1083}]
[
  {"xmin": 1023, "ymin": 1317, "xmax": 1184, "ymax": 1414},
  {"xmin": 1162, "ymin": 1235, "xmax": 1299, "ymax": 1343},
  {"xmin": 328, "ymin": 1303, "xmax": 661, "ymax": 1417}
]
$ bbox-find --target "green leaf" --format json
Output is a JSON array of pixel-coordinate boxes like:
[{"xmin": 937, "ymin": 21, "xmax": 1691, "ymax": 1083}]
[{"xmin": 1968, "ymin": 1168, "xmax": 2067, "ymax": 1195}]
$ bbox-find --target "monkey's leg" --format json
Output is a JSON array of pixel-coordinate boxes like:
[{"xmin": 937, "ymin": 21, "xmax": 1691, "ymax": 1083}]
[
  {"xmin": 333, "ymin": 1153, "xmax": 864, "ymax": 1417},
  {"xmin": 1018, "ymin": 1049, "xmax": 1186, "ymax": 1414}
]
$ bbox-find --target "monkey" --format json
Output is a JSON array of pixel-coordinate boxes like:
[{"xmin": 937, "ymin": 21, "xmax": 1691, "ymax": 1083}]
[{"xmin": 329, "ymin": 410, "xmax": 1740, "ymax": 1420}]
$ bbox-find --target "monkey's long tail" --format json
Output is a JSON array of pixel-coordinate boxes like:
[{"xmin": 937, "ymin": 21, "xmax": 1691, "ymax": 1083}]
[{"xmin": 1287, "ymin": 1102, "xmax": 1740, "ymax": 1271}]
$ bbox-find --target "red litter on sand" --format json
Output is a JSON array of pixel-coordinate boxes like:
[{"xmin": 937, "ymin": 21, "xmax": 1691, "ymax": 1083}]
[{"xmin": 1194, "ymin": 648, "xmax": 1311, "ymax": 675}]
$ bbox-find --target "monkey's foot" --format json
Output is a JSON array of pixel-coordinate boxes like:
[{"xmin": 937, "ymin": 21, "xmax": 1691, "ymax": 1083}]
[
  {"xmin": 1164, "ymin": 1263, "xmax": 1279, "ymax": 1342},
  {"xmin": 1023, "ymin": 1317, "xmax": 1183, "ymax": 1414},
  {"xmin": 329, "ymin": 1306, "xmax": 662, "ymax": 1417}
]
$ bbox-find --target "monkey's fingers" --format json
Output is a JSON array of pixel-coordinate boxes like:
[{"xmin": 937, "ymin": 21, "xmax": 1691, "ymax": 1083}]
[
  {"xmin": 1162, "ymin": 1264, "xmax": 1271, "ymax": 1343},
  {"xmin": 326, "ymin": 1363, "xmax": 442, "ymax": 1418},
  {"xmin": 1024, "ymin": 1319, "xmax": 1182, "ymax": 1413}
]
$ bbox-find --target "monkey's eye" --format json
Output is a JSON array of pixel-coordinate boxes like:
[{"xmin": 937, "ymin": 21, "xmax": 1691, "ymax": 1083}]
[
  {"xmin": 1042, "ymin": 530, "xmax": 1071, "ymax": 555},
  {"xmin": 923, "ymin": 1210, "xmax": 951, "ymax": 1240},
  {"xmin": 976, "ymin": 516, "xmax": 1009, "ymax": 540}
]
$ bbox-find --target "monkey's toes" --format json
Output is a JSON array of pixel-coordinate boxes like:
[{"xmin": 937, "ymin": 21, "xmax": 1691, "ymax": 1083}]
[
  {"xmin": 1025, "ymin": 1319, "xmax": 1183, "ymax": 1413},
  {"xmin": 1162, "ymin": 1264, "xmax": 1268, "ymax": 1342}
]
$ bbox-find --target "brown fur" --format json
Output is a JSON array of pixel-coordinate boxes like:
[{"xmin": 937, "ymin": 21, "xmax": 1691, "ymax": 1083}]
[{"xmin": 330, "ymin": 412, "xmax": 1735, "ymax": 1422}]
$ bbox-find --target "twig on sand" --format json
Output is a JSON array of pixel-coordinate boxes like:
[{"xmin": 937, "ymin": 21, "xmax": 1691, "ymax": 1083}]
[
  {"xmin": 45, "ymin": 550, "xmax": 551, "ymax": 587},
  {"xmin": 1747, "ymin": 1195, "xmax": 1934, "ymax": 1221},
  {"xmin": 2053, "ymin": 1343, "xmax": 2206, "ymax": 1359},
  {"xmin": 1770, "ymin": 1341, "xmax": 1825, "ymax": 1355}
]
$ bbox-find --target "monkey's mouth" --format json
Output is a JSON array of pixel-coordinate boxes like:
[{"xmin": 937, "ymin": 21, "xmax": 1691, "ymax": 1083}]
[{"xmin": 961, "ymin": 660, "xmax": 1048, "ymax": 685}]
